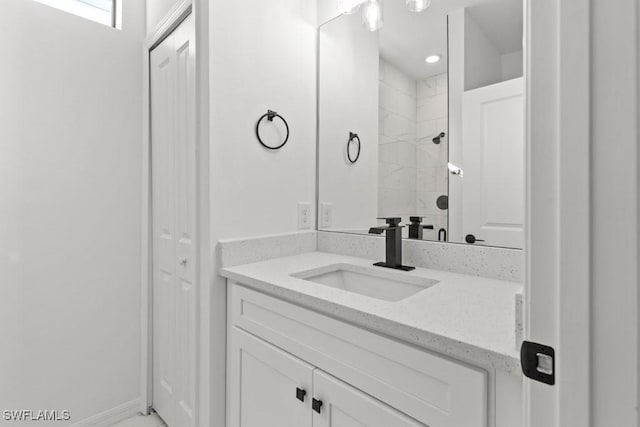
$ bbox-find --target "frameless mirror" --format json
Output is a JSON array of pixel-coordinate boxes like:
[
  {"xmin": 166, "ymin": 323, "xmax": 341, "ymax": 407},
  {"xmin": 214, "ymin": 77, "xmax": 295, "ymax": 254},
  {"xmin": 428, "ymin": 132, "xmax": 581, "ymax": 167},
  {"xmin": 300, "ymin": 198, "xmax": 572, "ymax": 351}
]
[{"xmin": 318, "ymin": 0, "xmax": 524, "ymax": 249}]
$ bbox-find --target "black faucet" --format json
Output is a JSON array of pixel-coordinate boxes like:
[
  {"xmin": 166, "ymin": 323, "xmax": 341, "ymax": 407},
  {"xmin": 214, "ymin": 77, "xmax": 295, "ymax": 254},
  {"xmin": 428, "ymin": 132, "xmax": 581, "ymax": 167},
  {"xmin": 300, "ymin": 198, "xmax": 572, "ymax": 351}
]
[
  {"xmin": 407, "ymin": 216, "xmax": 434, "ymax": 240},
  {"xmin": 368, "ymin": 217, "xmax": 415, "ymax": 271}
]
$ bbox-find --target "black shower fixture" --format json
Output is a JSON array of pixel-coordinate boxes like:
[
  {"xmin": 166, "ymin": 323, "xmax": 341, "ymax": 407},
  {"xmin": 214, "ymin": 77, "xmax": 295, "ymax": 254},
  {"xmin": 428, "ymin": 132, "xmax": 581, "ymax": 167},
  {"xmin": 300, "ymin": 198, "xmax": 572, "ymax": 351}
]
[{"xmin": 432, "ymin": 132, "xmax": 446, "ymax": 144}]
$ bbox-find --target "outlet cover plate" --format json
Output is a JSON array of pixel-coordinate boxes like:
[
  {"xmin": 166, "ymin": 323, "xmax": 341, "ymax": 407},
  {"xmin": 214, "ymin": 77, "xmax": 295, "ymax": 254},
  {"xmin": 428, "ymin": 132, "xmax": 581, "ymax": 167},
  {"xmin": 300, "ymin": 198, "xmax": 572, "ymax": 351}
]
[
  {"xmin": 320, "ymin": 203, "xmax": 333, "ymax": 228},
  {"xmin": 298, "ymin": 202, "xmax": 312, "ymax": 229}
]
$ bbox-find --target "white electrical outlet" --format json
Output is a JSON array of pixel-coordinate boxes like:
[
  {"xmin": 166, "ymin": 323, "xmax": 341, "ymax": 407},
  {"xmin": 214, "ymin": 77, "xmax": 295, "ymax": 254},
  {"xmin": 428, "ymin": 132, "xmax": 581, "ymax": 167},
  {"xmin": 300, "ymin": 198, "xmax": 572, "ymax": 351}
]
[
  {"xmin": 320, "ymin": 203, "xmax": 333, "ymax": 228},
  {"xmin": 298, "ymin": 202, "xmax": 312, "ymax": 229}
]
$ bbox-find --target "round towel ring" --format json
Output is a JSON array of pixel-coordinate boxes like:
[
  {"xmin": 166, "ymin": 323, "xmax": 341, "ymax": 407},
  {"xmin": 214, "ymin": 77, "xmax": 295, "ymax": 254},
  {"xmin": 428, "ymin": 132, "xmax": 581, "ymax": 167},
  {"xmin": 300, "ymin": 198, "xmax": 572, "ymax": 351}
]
[
  {"xmin": 347, "ymin": 132, "xmax": 361, "ymax": 164},
  {"xmin": 256, "ymin": 109, "xmax": 289, "ymax": 150}
]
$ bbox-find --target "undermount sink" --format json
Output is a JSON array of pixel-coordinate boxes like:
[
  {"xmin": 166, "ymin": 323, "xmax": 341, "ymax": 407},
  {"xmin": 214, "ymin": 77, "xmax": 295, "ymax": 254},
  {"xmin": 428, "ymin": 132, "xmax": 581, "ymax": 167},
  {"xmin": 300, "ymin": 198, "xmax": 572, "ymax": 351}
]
[{"xmin": 291, "ymin": 264, "xmax": 439, "ymax": 302}]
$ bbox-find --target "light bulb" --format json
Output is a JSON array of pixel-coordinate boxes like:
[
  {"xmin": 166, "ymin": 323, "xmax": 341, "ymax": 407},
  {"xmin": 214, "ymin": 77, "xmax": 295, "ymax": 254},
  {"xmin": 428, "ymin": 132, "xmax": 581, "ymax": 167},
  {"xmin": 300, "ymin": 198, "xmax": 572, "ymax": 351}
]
[
  {"xmin": 337, "ymin": 0, "xmax": 365, "ymax": 15},
  {"xmin": 425, "ymin": 55, "xmax": 441, "ymax": 63},
  {"xmin": 362, "ymin": 0, "xmax": 383, "ymax": 31},
  {"xmin": 406, "ymin": 0, "xmax": 430, "ymax": 12}
]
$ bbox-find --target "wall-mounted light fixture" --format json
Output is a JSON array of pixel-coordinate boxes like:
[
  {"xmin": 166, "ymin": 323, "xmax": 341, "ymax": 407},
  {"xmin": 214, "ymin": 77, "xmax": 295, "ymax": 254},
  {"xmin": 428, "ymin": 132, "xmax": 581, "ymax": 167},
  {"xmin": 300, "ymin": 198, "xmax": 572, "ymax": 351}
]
[
  {"xmin": 338, "ymin": 0, "xmax": 431, "ymax": 32},
  {"xmin": 406, "ymin": 0, "xmax": 430, "ymax": 12},
  {"xmin": 362, "ymin": 0, "xmax": 384, "ymax": 31},
  {"xmin": 337, "ymin": 0, "xmax": 366, "ymax": 14}
]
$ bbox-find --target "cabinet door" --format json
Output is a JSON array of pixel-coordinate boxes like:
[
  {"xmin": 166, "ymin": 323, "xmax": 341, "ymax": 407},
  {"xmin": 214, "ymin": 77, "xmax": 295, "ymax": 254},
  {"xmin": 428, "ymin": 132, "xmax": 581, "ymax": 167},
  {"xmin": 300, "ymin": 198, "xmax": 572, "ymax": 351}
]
[
  {"xmin": 312, "ymin": 370, "xmax": 425, "ymax": 427},
  {"xmin": 228, "ymin": 327, "xmax": 314, "ymax": 427}
]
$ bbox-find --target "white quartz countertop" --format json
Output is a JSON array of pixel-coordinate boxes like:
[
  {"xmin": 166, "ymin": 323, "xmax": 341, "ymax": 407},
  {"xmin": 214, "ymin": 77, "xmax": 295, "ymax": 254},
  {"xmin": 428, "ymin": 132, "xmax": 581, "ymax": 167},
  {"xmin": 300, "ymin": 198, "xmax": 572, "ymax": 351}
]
[{"xmin": 220, "ymin": 251, "xmax": 523, "ymax": 374}]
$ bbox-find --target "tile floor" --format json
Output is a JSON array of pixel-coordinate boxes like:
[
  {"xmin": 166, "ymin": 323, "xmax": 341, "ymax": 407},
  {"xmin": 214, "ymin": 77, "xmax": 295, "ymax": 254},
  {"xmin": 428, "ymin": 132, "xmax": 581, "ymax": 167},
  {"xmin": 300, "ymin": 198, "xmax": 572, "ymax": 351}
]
[{"xmin": 111, "ymin": 414, "xmax": 166, "ymax": 427}]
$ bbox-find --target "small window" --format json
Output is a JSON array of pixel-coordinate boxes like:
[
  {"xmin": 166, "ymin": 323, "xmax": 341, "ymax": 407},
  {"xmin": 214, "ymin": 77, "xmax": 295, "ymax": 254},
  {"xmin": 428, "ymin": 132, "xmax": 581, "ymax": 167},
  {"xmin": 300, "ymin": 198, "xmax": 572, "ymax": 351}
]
[{"xmin": 34, "ymin": 0, "xmax": 118, "ymax": 28}]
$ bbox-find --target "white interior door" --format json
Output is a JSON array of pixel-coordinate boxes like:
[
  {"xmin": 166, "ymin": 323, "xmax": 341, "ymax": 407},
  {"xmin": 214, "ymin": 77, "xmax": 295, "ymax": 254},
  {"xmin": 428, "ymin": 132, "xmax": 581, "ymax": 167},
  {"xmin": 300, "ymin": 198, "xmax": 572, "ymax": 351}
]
[
  {"xmin": 461, "ymin": 78, "xmax": 524, "ymax": 248},
  {"xmin": 312, "ymin": 370, "xmax": 425, "ymax": 427},
  {"xmin": 151, "ymin": 13, "xmax": 197, "ymax": 427},
  {"xmin": 228, "ymin": 327, "xmax": 314, "ymax": 427}
]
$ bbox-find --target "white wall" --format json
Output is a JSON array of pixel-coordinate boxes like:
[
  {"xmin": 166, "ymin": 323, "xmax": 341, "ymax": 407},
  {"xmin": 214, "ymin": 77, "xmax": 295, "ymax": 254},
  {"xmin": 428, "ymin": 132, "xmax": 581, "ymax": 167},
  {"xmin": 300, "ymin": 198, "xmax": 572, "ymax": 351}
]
[
  {"xmin": 319, "ymin": 12, "xmax": 379, "ymax": 231},
  {"xmin": 464, "ymin": 12, "xmax": 502, "ymax": 91},
  {"xmin": 591, "ymin": 0, "xmax": 639, "ymax": 424},
  {"xmin": 500, "ymin": 51, "xmax": 523, "ymax": 81},
  {"xmin": 318, "ymin": 0, "xmax": 341, "ymax": 26},
  {"xmin": 0, "ymin": 0, "xmax": 145, "ymax": 425},
  {"xmin": 210, "ymin": 0, "xmax": 317, "ymax": 238},
  {"xmin": 147, "ymin": 0, "xmax": 182, "ymax": 33},
  {"xmin": 207, "ymin": 0, "xmax": 318, "ymax": 425}
]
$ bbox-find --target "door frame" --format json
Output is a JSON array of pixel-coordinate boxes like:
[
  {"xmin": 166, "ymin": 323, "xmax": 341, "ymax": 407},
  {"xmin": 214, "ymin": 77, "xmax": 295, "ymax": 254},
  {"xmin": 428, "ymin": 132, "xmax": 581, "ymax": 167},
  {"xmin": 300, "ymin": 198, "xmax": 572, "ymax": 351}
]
[
  {"xmin": 141, "ymin": 0, "xmax": 205, "ymax": 421},
  {"xmin": 524, "ymin": 0, "xmax": 591, "ymax": 425}
]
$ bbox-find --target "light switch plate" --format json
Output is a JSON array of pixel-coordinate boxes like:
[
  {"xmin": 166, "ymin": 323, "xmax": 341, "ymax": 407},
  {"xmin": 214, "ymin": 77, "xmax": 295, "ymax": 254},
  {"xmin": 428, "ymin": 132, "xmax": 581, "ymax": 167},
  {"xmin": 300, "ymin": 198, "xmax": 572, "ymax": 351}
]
[
  {"xmin": 298, "ymin": 202, "xmax": 312, "ymax": 229},
  {"xmin": 320, "ymin": 203, "xmax": 333, "ymax": 228}
]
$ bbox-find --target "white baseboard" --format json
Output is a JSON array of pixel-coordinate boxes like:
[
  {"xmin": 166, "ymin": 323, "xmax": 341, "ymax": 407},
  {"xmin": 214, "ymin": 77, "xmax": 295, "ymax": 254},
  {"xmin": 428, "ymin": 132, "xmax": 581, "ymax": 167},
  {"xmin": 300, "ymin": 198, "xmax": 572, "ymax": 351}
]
[{"xmin": 69, "ymin": 399, "xmax": 141, "ymax": 427}]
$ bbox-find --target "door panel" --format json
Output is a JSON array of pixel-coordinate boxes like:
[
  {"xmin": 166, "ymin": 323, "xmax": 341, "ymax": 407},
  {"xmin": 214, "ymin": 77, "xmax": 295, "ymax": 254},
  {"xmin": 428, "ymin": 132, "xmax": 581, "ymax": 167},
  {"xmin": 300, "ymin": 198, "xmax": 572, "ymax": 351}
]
[
  {"xmin": 151, "ymin": 13, "xmax": 196, "ymax": 427},
  {"xmin": 462, "ymin": 78, "xmax": 524, "ymax": 248},
  {"xmin": 151, "ymin": 29, "xmax": 177, "ymax": 427},
  {"xmin": 312, "ymin": 370, "xmax": 425, "ymax": 427},
  {"xmin": 228, "ymin": 327, "xmax": 314, "ymax": 427},
  {"xmin": 171, "ymin": 14, "xmax": 197, "ymax": 427}
]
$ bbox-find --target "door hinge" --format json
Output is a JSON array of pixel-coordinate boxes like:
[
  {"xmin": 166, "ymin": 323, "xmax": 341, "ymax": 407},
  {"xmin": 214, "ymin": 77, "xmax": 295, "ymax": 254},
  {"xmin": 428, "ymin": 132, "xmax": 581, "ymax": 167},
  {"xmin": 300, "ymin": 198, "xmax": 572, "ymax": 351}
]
[{"xmin": 521, "ymin": 340, "xmax": 555, "ymax": 385}]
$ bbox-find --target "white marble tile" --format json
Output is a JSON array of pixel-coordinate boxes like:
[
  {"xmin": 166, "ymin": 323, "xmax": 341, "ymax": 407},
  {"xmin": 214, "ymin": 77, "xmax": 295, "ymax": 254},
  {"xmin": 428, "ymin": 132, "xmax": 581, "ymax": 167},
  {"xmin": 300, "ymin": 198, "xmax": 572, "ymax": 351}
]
[
  {"xmin": 435, "ymin": 92, "xmax": 448, "ymax": 118},
  {"xmin": 379, "ymin": 82, "xmax": 398, "ymax": 113},
  {"xmin": 436, "ymin": 73, "xmax": 448, "ymax": 95},
  {"xmin": 416, "ymin": 119, "xmax": 437, "ymax": 139},
  {"xmin": 418, "ymin": 76, "xmax": 437, "ymax": 99},
  {"xmin": 416, "ymin": 191, "xmax": 441, "ymax": 215},
  {"xmin": 399, "ymin": 142, "xmax": 417, "ymax": 167},
  {"xmin": 379, "ymin": 163, "xmax": 411, "ymax": 190},
  {"xmin": 382, "ymin": 61, "xmax": 416, "ymax": 97},
  {"xmin": 379, "ymin": 141, "xmax": 416, "ymax": 167},
  {"xmin": 378, "ymin": 189, "xmax": 416, "ymax": 217},
  {"xmin": 416, "ymin": 144, "xmax": 440, "ymax": 170},
  {"xmin": 416, "ymin": 168, "xmax": 437, "ymax": 192},
  {"xmin": 436, "ymin": 117, "xmax": 448, "ymax": 135},
  {"xmin": 397, "ymin": 91, "xmax": 417, "ymax": 121},
  {"xmin": 218, "ymin": 231, "xmax": 317, "ymax": 268},
  {"xmin": 417, "ymin": 98, "xmax": 439, "ymax": 122},
  {"xmin": 382, "ymin": 112, "xmax": 413, "ymax": 140}
]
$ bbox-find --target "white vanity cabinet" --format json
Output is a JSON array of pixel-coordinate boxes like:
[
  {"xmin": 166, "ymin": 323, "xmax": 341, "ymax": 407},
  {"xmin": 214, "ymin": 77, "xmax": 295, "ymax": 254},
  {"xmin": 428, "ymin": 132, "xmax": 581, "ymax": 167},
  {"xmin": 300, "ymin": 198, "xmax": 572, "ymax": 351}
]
[
  {"xmin": 228, "ymin": 327, "xmax": 425, "ymax": 427},
  {"xmin": 227, "ymin": 282, "xmax": 521, "ymax": 427}
]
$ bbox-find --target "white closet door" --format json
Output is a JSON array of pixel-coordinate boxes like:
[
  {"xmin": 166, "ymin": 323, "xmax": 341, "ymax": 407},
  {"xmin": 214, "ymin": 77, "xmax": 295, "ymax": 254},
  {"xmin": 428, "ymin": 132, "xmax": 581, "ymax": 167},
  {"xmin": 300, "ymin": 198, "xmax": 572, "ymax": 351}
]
[
  {"xmin": 151, "ymin": 13, "xmax": 196, "ymax": 427},
  {"xmin": 312, "ymin": 370, "xmax": 426, "ymax": 427},
  {"xmin": 462, "ymin": 78, "xmax": 524, "ymax": 248}
]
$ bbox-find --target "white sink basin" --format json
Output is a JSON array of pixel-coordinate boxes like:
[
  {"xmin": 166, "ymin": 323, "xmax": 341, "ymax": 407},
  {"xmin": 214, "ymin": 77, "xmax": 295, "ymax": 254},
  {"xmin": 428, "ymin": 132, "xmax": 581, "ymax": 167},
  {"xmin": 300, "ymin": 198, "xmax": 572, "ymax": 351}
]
[{"xmin": 291, "ymin": 264, "xmax": 439, "ymax": 302}]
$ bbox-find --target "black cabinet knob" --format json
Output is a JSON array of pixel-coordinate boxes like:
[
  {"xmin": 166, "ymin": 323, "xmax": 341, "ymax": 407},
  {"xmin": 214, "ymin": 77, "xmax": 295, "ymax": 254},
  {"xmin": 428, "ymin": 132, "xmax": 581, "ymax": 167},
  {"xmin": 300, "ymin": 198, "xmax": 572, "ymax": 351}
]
[
  {"xmin": 296, "ymin": 388, "xmax": 307, "ymax": 402},
  {"xmin": 312, "ymin": 398, "xmax": 323, "ymax": 413}
]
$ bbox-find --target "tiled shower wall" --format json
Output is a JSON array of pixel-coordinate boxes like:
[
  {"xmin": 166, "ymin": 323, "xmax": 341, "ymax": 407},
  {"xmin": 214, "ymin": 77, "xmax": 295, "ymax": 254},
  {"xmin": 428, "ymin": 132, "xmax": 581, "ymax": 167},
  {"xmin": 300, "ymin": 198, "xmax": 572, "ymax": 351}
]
[
  {"xmin": 378, "ymin": 59, "xmax": 417, "ymax": 221},
  {"xmin": 378, "ymin": 58, "xmax": 448, "ymax": 239},
  {"xmin": 416, "ymin": 70, "xmax": 449, "ymax": 238}
]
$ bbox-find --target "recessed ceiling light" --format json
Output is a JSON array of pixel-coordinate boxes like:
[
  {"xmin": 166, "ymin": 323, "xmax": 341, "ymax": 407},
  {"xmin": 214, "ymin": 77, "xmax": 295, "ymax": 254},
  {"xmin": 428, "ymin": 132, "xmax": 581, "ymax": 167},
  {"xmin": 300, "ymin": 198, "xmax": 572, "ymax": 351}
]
[{"xmin": 425, "ymin": 55, "xmax": 441, "ymax": 64}]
